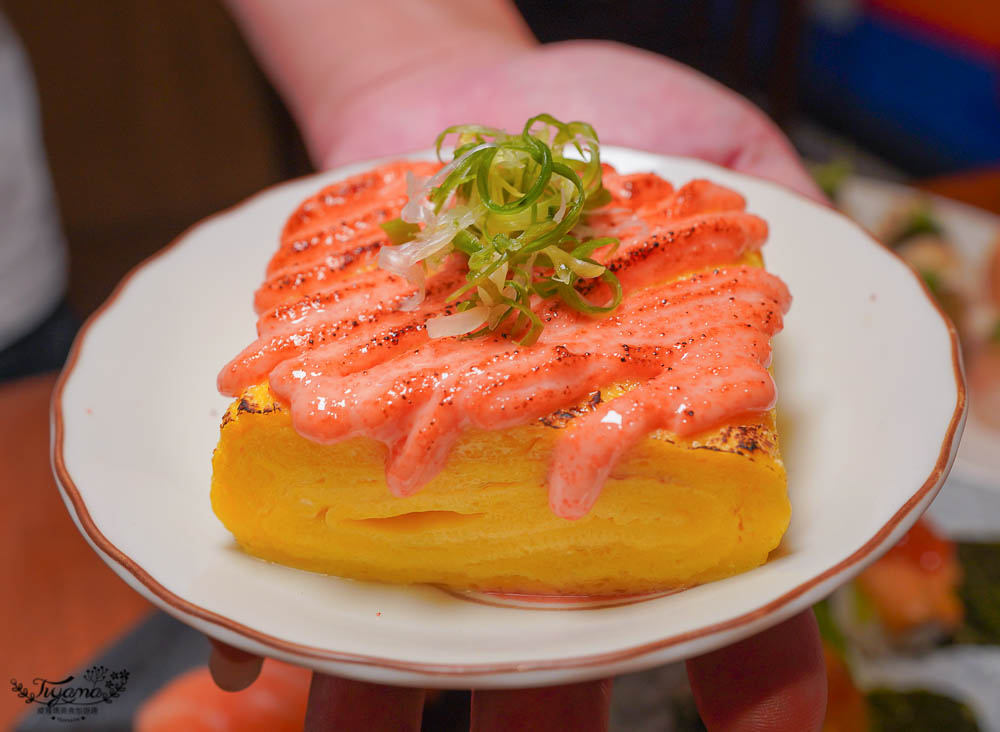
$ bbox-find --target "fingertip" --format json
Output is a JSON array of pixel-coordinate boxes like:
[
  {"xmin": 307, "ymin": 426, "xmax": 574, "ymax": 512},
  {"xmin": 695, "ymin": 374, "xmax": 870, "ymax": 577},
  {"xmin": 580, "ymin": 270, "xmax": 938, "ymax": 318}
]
[
  {"xmin": 208, "ymin": 640, "xmax": 264, "ymax": 692},
  {"xmin": 722, "ymin": 106, "xmax": 829, "ymax": 205},
  {"xmin": 686, "ymin": 610, "xmax": 827, "ymax": 732},
  {"xmin": 471, "ymin": 678, "xmax": 613, "ymax": 732},
  {"xmin": 305, "ymin": 675, "xmax": 425, "ymax": 732}
]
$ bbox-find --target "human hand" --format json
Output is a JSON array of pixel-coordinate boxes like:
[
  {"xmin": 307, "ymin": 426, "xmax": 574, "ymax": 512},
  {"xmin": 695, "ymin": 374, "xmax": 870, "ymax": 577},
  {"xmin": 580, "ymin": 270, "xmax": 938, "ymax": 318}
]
[
  {"xmin": 207, "ymin": 609, "xmax": 825, "ymax": 731},
  {"xmin": 229, "ymin": 0, "xmax": 822, "ymax": 203},
  {"xmin": 314, "ymin": 39, "xmax": 823, "ymax": 206}
]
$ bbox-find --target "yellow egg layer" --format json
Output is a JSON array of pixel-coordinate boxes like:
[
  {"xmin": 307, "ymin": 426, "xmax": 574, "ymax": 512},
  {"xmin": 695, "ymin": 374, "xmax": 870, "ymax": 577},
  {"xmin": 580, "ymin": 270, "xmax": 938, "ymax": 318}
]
[{"xmin": 211, "ymin": 382, "xmax": 789, "ymax": 595}]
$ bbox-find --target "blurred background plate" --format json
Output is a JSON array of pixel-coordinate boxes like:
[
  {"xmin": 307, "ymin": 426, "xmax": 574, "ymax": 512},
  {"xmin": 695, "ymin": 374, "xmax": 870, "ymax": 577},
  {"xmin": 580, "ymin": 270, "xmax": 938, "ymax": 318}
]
[{"xmin": 837, "ymin": 176, "xmax": 1000, "ymax": 493}]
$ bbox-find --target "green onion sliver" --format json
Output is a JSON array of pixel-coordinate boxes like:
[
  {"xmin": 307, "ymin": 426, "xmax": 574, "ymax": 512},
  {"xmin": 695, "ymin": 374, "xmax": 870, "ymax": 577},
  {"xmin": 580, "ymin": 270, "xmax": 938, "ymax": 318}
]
[{"xmin": 379, "ymin": 114, "xmax": 622, "ymax": 340}]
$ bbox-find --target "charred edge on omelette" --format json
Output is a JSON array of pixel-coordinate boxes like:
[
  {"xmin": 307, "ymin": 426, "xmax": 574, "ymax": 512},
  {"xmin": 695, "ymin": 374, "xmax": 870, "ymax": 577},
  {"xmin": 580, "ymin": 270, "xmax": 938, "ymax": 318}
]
[
  {"xmin": 211, "ymin": 161, "xmax": 790, "ymax": 595},
  {"xmin": 225, "ymin": 385, "xmax": 777, "ymax": 458}
]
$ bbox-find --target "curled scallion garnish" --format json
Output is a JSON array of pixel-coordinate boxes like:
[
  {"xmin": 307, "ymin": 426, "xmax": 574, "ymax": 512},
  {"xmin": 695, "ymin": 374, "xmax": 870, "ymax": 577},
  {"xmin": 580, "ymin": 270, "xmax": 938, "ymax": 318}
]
[{"xmin": 378, "ymin": 114, "xmax": 621, "ymax": 344}]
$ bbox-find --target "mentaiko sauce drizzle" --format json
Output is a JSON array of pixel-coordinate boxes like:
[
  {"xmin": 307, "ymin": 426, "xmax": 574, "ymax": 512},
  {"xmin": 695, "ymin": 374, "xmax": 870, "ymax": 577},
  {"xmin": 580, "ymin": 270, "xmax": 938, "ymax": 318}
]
[{"xmin": 218, "ymin": 161, "xmax": 791, "ymax": 519}]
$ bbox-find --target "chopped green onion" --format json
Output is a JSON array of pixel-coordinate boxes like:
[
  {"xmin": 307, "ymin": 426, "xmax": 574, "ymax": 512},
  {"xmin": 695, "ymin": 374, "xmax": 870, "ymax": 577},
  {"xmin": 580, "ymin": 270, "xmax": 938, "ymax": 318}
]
[
  {"xmin": 380, "ymin": 219, "xmax": 420, "ymax": 245},
  {"xmin": 378, "ymin": 114, "xmax": 621, "ymax": 342}
]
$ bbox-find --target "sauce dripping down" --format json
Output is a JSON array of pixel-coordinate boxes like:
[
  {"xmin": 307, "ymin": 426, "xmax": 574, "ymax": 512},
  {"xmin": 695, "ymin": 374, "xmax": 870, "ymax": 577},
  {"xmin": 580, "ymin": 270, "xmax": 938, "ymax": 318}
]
[{"xmin": 219, "ymin": 162, "xmax": 791, "ymax": 519}]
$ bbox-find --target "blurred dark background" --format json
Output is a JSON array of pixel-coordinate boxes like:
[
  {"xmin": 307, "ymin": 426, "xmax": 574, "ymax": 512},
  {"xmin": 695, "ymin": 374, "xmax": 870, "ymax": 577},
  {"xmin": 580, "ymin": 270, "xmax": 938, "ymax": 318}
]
[
  {"xmin": 5, "ymin": 0, "xmax": 1000, "ymax": 318},
  {"xmin": 5, "ymin": 0, "xmax": 310, "ymax": 317},
  {"xmin": 2, "ymin": 3, "xmax": 999, "ymax": 730}
]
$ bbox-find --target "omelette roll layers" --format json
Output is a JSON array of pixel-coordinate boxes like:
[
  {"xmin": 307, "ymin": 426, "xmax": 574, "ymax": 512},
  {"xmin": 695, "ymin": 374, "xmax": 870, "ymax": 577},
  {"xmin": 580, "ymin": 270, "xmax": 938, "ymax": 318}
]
[
  {"xmin": 212, "ymin": 383, "xmax": 788, "ymax": 595},
  {"xmin": 212, "ymin": 162, "xmax": 791, "ymax": 595}
]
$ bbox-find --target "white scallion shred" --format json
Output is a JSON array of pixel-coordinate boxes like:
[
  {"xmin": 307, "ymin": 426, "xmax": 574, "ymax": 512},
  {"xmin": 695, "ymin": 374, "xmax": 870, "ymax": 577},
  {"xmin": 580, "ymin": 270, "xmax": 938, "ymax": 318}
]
[{"xmin": 425, "ymin": 306, "xmax": 490, "ymax": 338}]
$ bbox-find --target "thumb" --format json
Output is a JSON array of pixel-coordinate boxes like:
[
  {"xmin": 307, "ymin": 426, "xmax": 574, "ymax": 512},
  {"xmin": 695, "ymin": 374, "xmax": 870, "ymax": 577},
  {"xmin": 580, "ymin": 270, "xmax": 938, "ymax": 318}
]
[
  {"xmin": 208, "ymin": 638, "xmax": 264, "ymax": 692},
  {"xmin": 685, "ymin": 610, "xmax": 827, "ymax": 732}
]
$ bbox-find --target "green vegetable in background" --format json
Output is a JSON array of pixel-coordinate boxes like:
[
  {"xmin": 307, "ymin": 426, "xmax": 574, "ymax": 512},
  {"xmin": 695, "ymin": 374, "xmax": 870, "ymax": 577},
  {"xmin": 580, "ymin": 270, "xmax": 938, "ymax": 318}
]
[
  {"xmin": 867, "ymin": 689, "xmax": 979, "ymax": 732},
  {"xmin": 954, "ymin": 542, "xmax": 1000, "ymax": 646},
  {"xmin": 813, "ymin": 598, "xmax": 847, "ymax": 656},
  {"xmin": 811, "ymin": 157, "xmax": 852, "ymax": 202},
  {"xmin": 886, "ymin": 204, "xmax": 942, "ymax": 249}
]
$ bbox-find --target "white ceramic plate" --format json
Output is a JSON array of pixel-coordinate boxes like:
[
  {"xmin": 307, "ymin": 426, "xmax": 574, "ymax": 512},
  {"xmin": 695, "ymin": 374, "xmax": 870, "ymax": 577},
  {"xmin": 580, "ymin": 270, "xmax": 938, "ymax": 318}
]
[
  {"xmin": 52, "ymin": 148, "xmax": 965, "ymax": 689},
  {"xmin": 838, "ymin": 176, "xmax": 1000, "ymax": 493}
]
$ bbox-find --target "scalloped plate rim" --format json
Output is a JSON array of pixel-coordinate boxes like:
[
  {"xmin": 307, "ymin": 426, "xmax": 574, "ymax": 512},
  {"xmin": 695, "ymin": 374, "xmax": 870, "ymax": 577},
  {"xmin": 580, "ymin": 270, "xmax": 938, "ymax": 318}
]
[{"xmin": 51, "ymin": 146, "xmax": 966, "ymax": 688}]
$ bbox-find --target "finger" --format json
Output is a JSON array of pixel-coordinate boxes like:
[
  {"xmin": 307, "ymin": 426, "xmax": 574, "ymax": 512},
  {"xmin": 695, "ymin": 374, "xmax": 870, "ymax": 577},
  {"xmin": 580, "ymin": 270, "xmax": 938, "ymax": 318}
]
[
  {"xmin": 686, "ymin": 610, "xmax": 827, "ymax": 732},
  {"xmin": 471, "ymin": 678, "xmax": 612, "ymax": 732},
  {"xmin": 208, "ymin": 639, "xmax": 264, "ymax": 692},
  {"xmin": 304, "ymin": 673, "xmax": 425, "ymax": 732},
  {"xmin": 722, "ymin": 115, "xmax": 827, "ymax": 203}
]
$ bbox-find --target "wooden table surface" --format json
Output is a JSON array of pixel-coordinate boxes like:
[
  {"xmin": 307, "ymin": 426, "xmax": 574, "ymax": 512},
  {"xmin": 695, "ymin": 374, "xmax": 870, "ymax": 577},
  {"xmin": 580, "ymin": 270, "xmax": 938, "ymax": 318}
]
[
  {"xmin": 1, "ymin": 165, "xmax": 997, "ymax": 730},
  {"xmin": 0, "ymin": 374, "xmax": 152, "ymax": 729}
]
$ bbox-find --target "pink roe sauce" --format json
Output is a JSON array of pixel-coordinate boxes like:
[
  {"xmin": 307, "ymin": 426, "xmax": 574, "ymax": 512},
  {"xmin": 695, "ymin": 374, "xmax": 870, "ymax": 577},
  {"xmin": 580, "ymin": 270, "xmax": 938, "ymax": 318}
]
[{"xmin": 218, "ymin": 161, "xmax": 791, "ymax": 519}]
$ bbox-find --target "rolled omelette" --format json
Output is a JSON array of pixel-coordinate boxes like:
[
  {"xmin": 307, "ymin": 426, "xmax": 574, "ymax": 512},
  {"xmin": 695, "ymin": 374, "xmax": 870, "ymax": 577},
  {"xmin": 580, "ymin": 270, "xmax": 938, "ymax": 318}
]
[{"xmin": 212, "ymin": 159, "xmax": 791, "ymax": 596}]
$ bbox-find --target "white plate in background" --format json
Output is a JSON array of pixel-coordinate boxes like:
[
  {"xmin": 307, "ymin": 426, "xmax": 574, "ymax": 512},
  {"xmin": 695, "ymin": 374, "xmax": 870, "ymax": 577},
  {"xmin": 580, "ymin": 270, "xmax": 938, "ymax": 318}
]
[{"xmin": 839, "ymin": 176, "xmax": 999, "ymax": 493}]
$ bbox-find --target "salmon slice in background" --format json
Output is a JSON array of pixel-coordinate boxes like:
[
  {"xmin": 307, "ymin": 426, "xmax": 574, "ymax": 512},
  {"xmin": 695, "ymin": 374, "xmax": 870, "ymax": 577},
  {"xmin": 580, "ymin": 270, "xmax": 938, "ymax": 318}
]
[
  {"xmin": 855, "ymin": 517, "xmax": 963, "ymax": 640},
  {"xmin": 821, "ymin": 642, "xmax": 871, "ymax": 732},
  {"xmin": 135, "ymin": 659, "xmax": 310, "ymax": 732}
]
